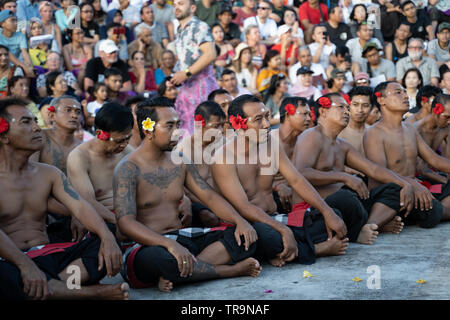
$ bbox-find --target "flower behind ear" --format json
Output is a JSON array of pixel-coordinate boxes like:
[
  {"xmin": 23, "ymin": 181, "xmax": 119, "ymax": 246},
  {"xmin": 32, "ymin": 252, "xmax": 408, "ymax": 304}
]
[
  {"xmin": 229, "ymin": 115, "xmax": 248, "ymax": 130},
  {"xmin": 48, "ymin": 106, "xmax": 55, "ymax": 112},
  {"xmin": 318, "ymin": 97, "xmax": 332, "ymax": 108},
  {"xmin": 142, "ymin": 117, "xmax": 156, "ymax": 132},
  {"xmin": 0, "ymin": 117, "xmax": 9, "ymax": 134},
  {"xmin": 97, "ymin": 130, "xmax": 111, "ymax": 141},
  {"xmin": 194, "ymin": 114, "xmax": 205, "ymax": 127},
  {"xmin": 284, "ymin": 103, "xmax": 296, "ymax": 116},
  {"xmin": 374, "ymin": 92, "xmax": 382, "ymax": 98},
  {"xmin": 433, "ymin": 103, "xmax": 445, "ymax": 115}
]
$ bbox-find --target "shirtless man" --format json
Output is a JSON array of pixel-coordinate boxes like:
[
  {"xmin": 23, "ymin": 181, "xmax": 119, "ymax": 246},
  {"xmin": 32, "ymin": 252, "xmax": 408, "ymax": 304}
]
[
  {"xmin": 125, "ymin": 96, "xmax": 147, "ymax": 149},
  {"xmin": 211, "ymin": 94, "xmax": 349, "ymax": 268},
  {"xmin": 0, "ymin": 98, "xmax": 128, "ymax": 300},
  {"xmin": 67, "ymin": 103, "xmax": 134, "ymax": 230},
  {"xmin": 292, "ymin": 93, "xmax": 415, "ymax": 243},
  {"xmin": 365, "ymin": 82, "xmax": 450, "ymax": 228},
  {"xmin": 208, "ymin": 89, "xmax": 233, "ymax": 130},
  {"xmin": 113, "ymin": 97, "xmax": 260, "ymax": 292}
]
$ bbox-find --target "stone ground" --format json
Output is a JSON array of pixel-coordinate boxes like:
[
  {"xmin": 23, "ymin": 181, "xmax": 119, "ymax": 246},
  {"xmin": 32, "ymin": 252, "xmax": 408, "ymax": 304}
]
[{"xmin": 101, "ymin": 223, "xmax": 450, "ymax": 300}]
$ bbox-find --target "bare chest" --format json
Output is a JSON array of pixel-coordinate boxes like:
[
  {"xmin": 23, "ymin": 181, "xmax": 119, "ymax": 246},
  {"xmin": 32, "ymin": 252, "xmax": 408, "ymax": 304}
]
[
  {"xmin": 315, "ymin": 142, "xmax": 346, "ymax": 172},
  {"xmin": 41, "ymin": 135, "xmax": 80, "ymax": 173},
  {"xmin": 382, "ymin": 129, "xmax": 418, "ymax": 175}
]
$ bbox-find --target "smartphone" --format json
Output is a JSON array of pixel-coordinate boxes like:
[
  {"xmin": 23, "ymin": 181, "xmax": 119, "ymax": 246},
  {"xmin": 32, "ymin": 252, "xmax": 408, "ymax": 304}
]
[{"xmin": 323, "ymin": 31, "xmax": 328, "ymax": 40}]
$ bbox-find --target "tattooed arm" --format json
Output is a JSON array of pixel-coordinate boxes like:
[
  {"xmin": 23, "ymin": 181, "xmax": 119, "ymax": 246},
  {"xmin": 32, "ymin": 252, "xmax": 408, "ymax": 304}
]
[{"xmin": 113, "ymin": 159, "xmax": 197, "ymax": 277}]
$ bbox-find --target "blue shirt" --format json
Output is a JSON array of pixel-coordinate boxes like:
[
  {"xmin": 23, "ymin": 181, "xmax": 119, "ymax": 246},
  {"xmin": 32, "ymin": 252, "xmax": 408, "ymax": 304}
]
[
  {"xmin": 16, "ymin": 0, "xmax": 40, "ymax": 22},
  {"xmin": 0, "ymin": 32, "xmax": 27, "ymax": 58}
]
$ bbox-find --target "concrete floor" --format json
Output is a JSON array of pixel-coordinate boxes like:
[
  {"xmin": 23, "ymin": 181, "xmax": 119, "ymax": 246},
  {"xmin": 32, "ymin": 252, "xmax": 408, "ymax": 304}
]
[{"xmin": 102, "ymin": 223, "xmax": 450, "ymax": 300}]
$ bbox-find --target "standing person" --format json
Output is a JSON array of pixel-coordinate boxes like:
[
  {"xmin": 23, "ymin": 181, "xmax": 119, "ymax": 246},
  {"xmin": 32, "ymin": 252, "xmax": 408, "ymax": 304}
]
[
  {"xmin": 171, "ymin": 0, "xmax": 218, "ymax": 134},
  {"xmin": 299, "ymin": 0, "xmax": 329, "ymax": 44},
  {"xmin": 325, "ymin": 4, "xmax": 351, "ymax": 48},
  {"xmin": 384, "ymin": 22, "xmax": 410, "ymax": 64},
  {"xmin": 39, "ymin": 1, "xmax": 62, "ymax": 53},
  {"xmin": 154, "ymin": 49, "xmax": 175, "ymax": 86}
]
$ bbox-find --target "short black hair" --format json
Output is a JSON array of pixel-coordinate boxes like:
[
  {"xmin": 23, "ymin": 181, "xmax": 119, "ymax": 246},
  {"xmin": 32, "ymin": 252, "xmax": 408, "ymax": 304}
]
[
  {"xmin": 135, "ymin": 97, "xmax": 175, "ymax": 139},
  {"xmin": 95, "ymin": 102, "xmax": 134, "ymax": 133},
  {"xmin": 208, "ymin": 88, "xmax": 230, "ymax": 102},
  {"xmin": 335, "ymin": 45, "xmax": 350, "ymax": 58},
  {"xmin": 262, "ymin": 50, "xmax": 280, "ymax": 69},
  {"xmin": 221, "ymin": 68, "xmax": 236, "ymax": 78},
  {"xmin": 328, "ymin": 4, "xmax": 340, "ymax": 16},
  {"xmin": 46, "ymin": 71, "xmax": 62, "ymax": 96},
  {"xmin": 349, "ymin": 4, "xmax": 366, "ymax": 22},
  {"xmin": 157, "ymin": 76, "xmax": 173, "ymax": 98},
  {"xmin": 0, "ymin": 44, "xmax": 9, "ymax": 52},
  {"xmin": 228, "ymin": 94, "xmax": 260, "ymax": 121},
  {"xmin": 416, "ymin": 85, "xmax": 443, "ymax": 110},
  {"xmin": 0, "ymin": 0, "xmax": 16, "ymax": 9},
  {"xmin": 279, "ymin": 96, "xmax": 309, "ymax": 123},
  {"xmin": 194, "ymin": 101, "xmax": 226, "ymax": 123},
  {"xmin": 348, "ymin": 86, "xmax": 374, "ymax": 107},
  {"xmin": 373, "ymin": 81, "xmax": 398, "ymax": 108},
  {"xmin": 106, "ymin": 22, "xmax": 122, "ymax": 33},
  {"xmin": 0, "ymin": 97, "xmax": 28, "ymax": 134},
  {"xmin": 125, "ymin": 95, "xmax": 147, "ymax": 111},
  {"xmin": 400, "ymin": 0, "xmax": 415, "ymax": 10},
  {"xmin": 104, "ymin": 67, "xmax": 123, "ymax": 79},
  {"xmin": 7, "ymin": 75, "xmax": 26, "ymax": 96}
]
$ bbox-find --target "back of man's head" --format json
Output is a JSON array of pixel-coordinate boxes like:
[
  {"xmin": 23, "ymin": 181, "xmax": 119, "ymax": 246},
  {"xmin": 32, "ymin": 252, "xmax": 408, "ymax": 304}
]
[
  {"xmin": 416, "ymin": 85, "xmax": 443, "ymax": 110},
  {"xmin": 95, "ymin": 102, "xmax": 134, "ymax": 133},
  {"xmin": 104, "ymin": 67, "xmax": 122, "ymax": 79},
  {"xmin": 208, "ymin": 89, "xmax": 230, "ymax": 102},
  {"xmin": 195, "ymin": 101, "xmax": 226, "ymax": 123},
  {"xmin": 280, "ymin": 96, "xmax": 309, "ymax": 123}
]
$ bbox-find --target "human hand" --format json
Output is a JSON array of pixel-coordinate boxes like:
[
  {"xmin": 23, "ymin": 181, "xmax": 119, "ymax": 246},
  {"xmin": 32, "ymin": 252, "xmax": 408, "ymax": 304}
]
[
  {"xmin": 275, "ymin": 183, "xmax": 292, "ymax": 212},
  {"xmin": 234, "ymin": 220, "xmax": 258, "ymax": 251},
  {"xmin": 170, "ymin": 71, "xmax": 188, "ymax": 86},
  {"xmin": 179, "ymin": 196, "xmax": 193, "ymax": 227},
  {"xmin": 98, "ymin": 234, "xmax": 123, "ymax": 278},
  {"xmin": 70, "ymin": 217, "xmax": 87, "ymax": 242},
  {"xmin": 323, "ymin": 209, "xmax": 347, "ymax": 240},
  {"xmin": 279, "ymin": 227, "xmax": 298, "ymax": 262},
  {"xmin": 344, "ymin": 174, "xmax": 369, "ymax": 200},
  {"xmin": 412, "ymin": 180, "xmax": 435, "ymax": 212},
  {"xmin": 166, "ymin": 240, "xmax": 197, "ymax": 277},
  {"xmin": 399, "ymin": 184, "xmax": 414, "ymax": 217},
  {"xmin": 19, "ymin": 259, "xmax": 49, "ymax": 300}
]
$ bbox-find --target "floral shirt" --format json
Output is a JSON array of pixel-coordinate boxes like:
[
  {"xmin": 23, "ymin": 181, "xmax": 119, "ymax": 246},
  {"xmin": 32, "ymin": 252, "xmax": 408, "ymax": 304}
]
[{"xmin": 174, "ymin": 16, "xmax": 213, "ymax": 72}]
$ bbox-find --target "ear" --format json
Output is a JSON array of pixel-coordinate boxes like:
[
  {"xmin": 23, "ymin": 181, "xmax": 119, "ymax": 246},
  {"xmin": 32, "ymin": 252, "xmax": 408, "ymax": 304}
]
[{"xmin": 0, "ymin": 132, "xmax": 9, "ymax": 145}]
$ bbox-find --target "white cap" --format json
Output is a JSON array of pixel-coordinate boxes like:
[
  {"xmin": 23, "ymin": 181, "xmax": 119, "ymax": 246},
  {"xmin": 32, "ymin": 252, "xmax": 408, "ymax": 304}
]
[
  {"xmin": 277, "ymin": 25, "xmax": 292, "ymax": 38},
  {"xmin": 99, "ymin": 40, "xmax": 119, "ymax": 54}
]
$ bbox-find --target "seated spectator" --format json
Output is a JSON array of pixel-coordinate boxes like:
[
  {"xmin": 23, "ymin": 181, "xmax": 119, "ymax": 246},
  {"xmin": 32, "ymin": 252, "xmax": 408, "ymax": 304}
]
[
  {"xmin": 128, "ymin": 24, "xmax": 163, "ymax": 70},
  {"xmin": 154, "ymin": 49, "xmax": 175, "ymax": 86},
  {"xmin": 263, "ymin": 73, "xmax": 290, "ymax": 127},
  {"xmin": 428, "ymin": 0, "xmax": 450, "ymax": 38},
  {"xmin": 322, "ymin": 68, "xmax": 350, "ymax": 102},
  {"xmin": 62, "ymin": 28, "xmax": 93, "ymax": 84},
  {"xmin": 280, "ymin": 7, "xmax": 304, "ymax": 46},
  {"xmin": 256, "ymin": 49, "xmax": 288, "ymax": 92},
  {"xmin": 361, "ymin": 42, "xmax": 396, "ymax": 84},
  {"xmin": 80, "ymin": 3, "xmax": 100, "ymax": 48},
  {"xmin": 243, "ymin": 0, "xmax": 278, "ymax": 46},
  {"xmin": 85, "ymin": 82, "xmax": 108, "ymax": 127},
  {"xmin": 271, "ymin": 25, "xmax": 299, "ymax": 68},
  {"xmin": 89, "ymin": 0, "xmax": 107, "ymax": 26},
  {"xmin": 348, "ymin": 4, "xmax": 384, "ymax": 45},
  {"xmin": 212, "ymin": 23, "xmax": 235, "ymax": 69},
  {"xmin": 346, "ymin": 22, "xmax": 382, "ymax": 66},
  {"xmin": 402, "ymin": 67, "xmax": 423, "ymax": 110},
  {"xmin": 16, "ymin": 0, "xmax": 40, "ymax": 26},
  {"xmin": 157, "ymin": 75, "xmax": 178, "ymax": 103},
  {"xmin": 102, "ymin": 9, "xmax": 134, "ymax": 43},
  {"xmin": 269, "ymin": 0, "xmax": 289, "ymax": 26},
  {"xmin": 208, "ymin": 88, "xmax": 233, "ymax": 116},
  {"xmin": 244, "ymin": 24, "xmax": 267, "ymax": 69},
  {"xmin": 376, "ymin": 0, "xmax": 402, "ymax": 43},
  {"xmin": 217, "ymin": 3, "xmax": 241, "ymax": 47},
  {"xmin": 128, "ymin": 50, "xmax": 157, "ymax": 94},
  {"xmin": 299, "ymin": 0, "xmax": 328, "ymax": 44},
  {"xmin": 150, "ymin": 0, "xmax": 175, "ymax": 43},
  {"xmin": 26, "ymin": 18, "xmax": 51, "ymax": 68},
  {"xmin": 396, "ymin": 38, "xmax": 440, "ymax": 86},
  {"xmin": 55, "ymin": 0, "xmax": 78, "ymax": 36},
  {"xmin": 135, "ymin": 4, "xmax": 169, "ymax": 48},
  {"xmin": 442, "ymin": 67, "xmax": 450, "ymax": 94},
  {"xmin": 195, "ymin": 0, "xmax": 222, "ymax": 27},
  {"xmin": 104, "ymin": 67, "xmax": 130, "ymax": 104},
  {"xmin": 0, "ymin": 45, "xmax": 23, "ymax": 98},
  {"xmin": 221, "ymin": 68, "xmax": 252, "ymax": 98},
  {"xmin": 46, "ymin": 71, "xmax": 74, "ymax": 100},
  {"xmin": 354, "ymin": 72, "xmax": 371, "ymax": 87},
  {"xmin": 116, "ymin": 0, "xmax": 141, "ymax": 28},
  {"xmin": 95, "ymin": 23, "xmax": 128, "ymax": 62},
  {"xmin": 8, "ymin": 75, "xmax": 45, "ymax": 127},
  {"xmin": 308, "ymin": 24, "xmax": 336, "ymax": 70},
  {"xmin": 289, "ymin": 45, "xmax": 327, "ymax": 91},
  {"xmin": 326, "ymin": 46, "xmax": 360, "ymax": 93},
  {"xmin": 290, "ymin": 66, "xmax": 322, "ymax": 101},
  {"xmin": 0, "ymin": 10, "xmax": 34, "ymax": 78},
  {"xmin": 427, "ymin": 22, "xmax": 450, "ymax": 67},
  {"xmin": 37, "ymin": 51, "xmax": 82, "ymax": 98},
  {"xmin": 39, "ymin": 1, "xmax": 62, "ymax": 53},
  {"xmin": 231, "ymin": 43, "xmax": 258, "ymax": 94},
  {"xmin": 325, "ymin": 4, "xmax": 351, "ymax": 48},
  {"xmin": 233, "ymin": 0, "xmax": 256, "ymax": 28},
  {"xmin": 0, "ymin": 0, "xmax": 17, "ymax": 13},
  {"xmin": 385, "ymin": 22, "xmax": 410, "ymax": 63},
  {"xmin": 84, "ymin": 40, "xmax": 132, "ymax": 94},
  {"xmin": 39, "ymin": 100, "xmax": 53, "ymax": 128},
  {"xmin": 400, "ymin": 1, "xmax": 434, "ymax": 41}
]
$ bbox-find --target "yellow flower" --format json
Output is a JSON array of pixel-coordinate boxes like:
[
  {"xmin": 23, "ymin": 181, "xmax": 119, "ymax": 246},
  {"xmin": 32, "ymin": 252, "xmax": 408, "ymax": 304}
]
[
  {"xmin": 416, "ymin": 279, "xmax": 427, "ymax": 284},
  {"xmin": 303, "ymin": 270, "xmax": 315, "ymax": 278},
  {"xmin": 142, "ymin": 117, "xmax": 156, "ymax": 132},
  {"xmin": 352, "ymin": 277, "xmax": 363, "ymax": 282}
]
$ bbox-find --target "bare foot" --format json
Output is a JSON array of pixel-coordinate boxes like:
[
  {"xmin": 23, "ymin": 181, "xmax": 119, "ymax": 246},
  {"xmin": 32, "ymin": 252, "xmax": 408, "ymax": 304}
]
[
  {"xmin": 234, "ymin": 258, "xmax": 262, "ymax": 277},
  {"xmin": 158, "ymin": 277, "xmax": 173, "ymax": 293},
  {"xmin": 96, "ymin": 282, "xmax": 130, "ymax": 300},
  {"xmin": 380, "ymin": 216, "xmax": 404, "ymax": 234},
  {"xmin": 356, "ymin": 224, "xmax": 379, "ymax": 245},
  {"xmin": 315, "ymin": 236, "xmax": 349, "ymax": 257},
  {"xmin": 269, "ymin": 255, "xmax": 286, "ymax": 267}
]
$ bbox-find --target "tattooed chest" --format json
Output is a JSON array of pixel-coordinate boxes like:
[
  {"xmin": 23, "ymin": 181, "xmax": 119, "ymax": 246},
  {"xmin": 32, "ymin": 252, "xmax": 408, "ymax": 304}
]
[
  {"xmin": 140, "ymin": 165, "xmax": 184, "ymax": 190},
  {"xmin": 41, "ymin": 138, "xmax": 70, "ymax": 173}
]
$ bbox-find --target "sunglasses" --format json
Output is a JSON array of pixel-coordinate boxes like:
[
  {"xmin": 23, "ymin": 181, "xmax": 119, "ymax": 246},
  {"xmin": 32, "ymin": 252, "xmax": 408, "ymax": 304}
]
[
  {"xmin": 257, "ymin": 6, "xmax": 270, "ymax": 10},
  {"xmin": 113, "ymin": 27, "xmax": 126, "ymax": 35}
]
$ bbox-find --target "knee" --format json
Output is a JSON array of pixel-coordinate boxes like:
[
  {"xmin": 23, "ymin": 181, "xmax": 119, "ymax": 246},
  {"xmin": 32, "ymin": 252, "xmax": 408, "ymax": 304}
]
[
  {"xmin": 419, "ymin": 200, "xmax": 443, "ymax": 229},
  {"xmin": 136, "ymin": 246, "xmax": 178, "ymax": 272},
  {"xmin": 0, "ymin": 262, "xmax": 26, "ymax": 300},
  {"xmin": 252, "ymin": 222, "xmax": 283, "ymax": 258}
]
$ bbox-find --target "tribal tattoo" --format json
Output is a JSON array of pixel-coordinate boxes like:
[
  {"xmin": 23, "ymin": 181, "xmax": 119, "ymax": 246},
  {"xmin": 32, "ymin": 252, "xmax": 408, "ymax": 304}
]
[
  {"xmin": 61, "ymin": 173, "xmax": 80, "ymax": 200},
  {"xmin": 186, "ymin": 164, "xmax": 212, "ymax": 191},
  {"xmin": 113, "ymin": 160, "xmax": 140, "ymax": 220},
  {"xmin": 141, "ymin": 166, "xmax": 183, "ymax": 189}
]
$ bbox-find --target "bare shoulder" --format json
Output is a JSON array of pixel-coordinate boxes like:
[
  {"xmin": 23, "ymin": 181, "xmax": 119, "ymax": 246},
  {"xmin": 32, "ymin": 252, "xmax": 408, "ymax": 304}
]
[{"xmin": 296, "ymin": 126, "xmax": 323, "ymax": 146}]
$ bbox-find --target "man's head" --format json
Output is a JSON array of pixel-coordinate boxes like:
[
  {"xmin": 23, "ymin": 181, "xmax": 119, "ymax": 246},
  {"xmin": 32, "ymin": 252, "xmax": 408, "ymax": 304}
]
[
  {"xmin": 401, "ymin": 0, "xmax": 416, "ymax": 19},
  {"xmin": 407, "ymin": 38, "xmax": 424, "ymax": 61},
  {"xmin": 0, "ymin": 0, "xmax": 16, "ymax": 13},
  {"xmin": 356, "ymin": 22, "xmax": 373, "ymax": 41},
  {"xmin": 256, "ymin": 0, "xmax": 272, "ymax": 20},
  {"xmin": 0, "ymin": 10, "xmax": 16, "ymax": 32},
  {"xmin": 354, "ymin": 72, "xmax": 370, "ymax": 87},
  {"xmin": 441, "ymin": 68, "xmax": 450, "ymax": 93},
  {"xmin": 431, "ymin": 94, "xmax": 450, "ymax": 128},
  {"xmin": 125, "ymin": 95, "xmax": 147, "ymax": 126},
  {"xmin": 194, "ymin": 100, "xmax": 227, "ymax": 139},
  {"xmin": 135, "ymin": 97, "xmax": 180, "ymax": 151},
  {"xmin": 99, "ymin": 39, "xmax": 119, "ymax": 65},
  {"xmin": 311, "ymin": 24, "xmax": 327, "ymax": 43},
  {"xmin": 373, "ymin": 81, "xmax": 409, "ymax": 115},
  {"xmin": 104, "ymin": 67, "xmax": 123, "ymax": 93},
  {"xmin": 335, "ymin": 45, "xmax": 352, "ymax": 70},
  {"xmin": 279, "ymin": 97, "xmax": 311, "ymax": 132},
  {"xmin": 94, "ymin": 102, "xmax": 133, "ymax": 153},
  {"xmin": 173, "ymin": 0, "xmax": 196, "ymax": 21},
  {"xmin": 362, "ymin": 42, "xmax": 381, "ymax": 66},
  {"xmin": 49, "ymin": 96, "xmax": 82, "ymax": 132},
  {"xmin": 217, "ymin": 4, "xmax": 235, "ymax": 26},
  {"xmin": 135, "ymin": 24, "xmax": 152, "ymax": 46},
  {"xmin": 327, "ymin": 68, "xmax": 346, "ymax": 91},
  {"xmin": 328, "ymin": 5, "xmax": 343, "ymax": 24},
  {"xmin": 221, "ymin": 69, "xmax": 238, "ymax": 94},
  {"xmin": 316, "ymin": 93, "xmax": 350, "ymax": 129},
  {"xmin": 416, "ymin": 85, "xmax": 443, "ymax": 111},
  {"xmin": 106, "ymin": 22, "xmax": 125, "ymax": 44},
  {"xmin": 208, "ymin": 88, "xmax": 233, "ymax": 115},
  {"xmin": 297, "ymin": 46, "xmax": 312, "ymax": 67},
  {"xmin": 228, "ymin": 94, "xmax": 270, "ymax": 143},
  {"xmin": 0, "ymin": 98, "xmax": 42, "ymax": 151},
  {"xmin": 395, "ymin": 22, "xmax": 411, "ymax": 41},
  {"xmin": 140, "ymin": 5, "xmax": 154, "ymax": 24},
  {"xmin": 0, "ymin": 45, "xmax": 10, "ymax": 68},
  {"xmin": 437, "ymin": 22, "xmax": 450, "ymax": 46},
  {"xmin": 46, "ymin": 51, "xmax": 62, "ymax": 72},
  {"xmin": 348, "ymin": 86, "xmax": 373, "ymax": 124}
]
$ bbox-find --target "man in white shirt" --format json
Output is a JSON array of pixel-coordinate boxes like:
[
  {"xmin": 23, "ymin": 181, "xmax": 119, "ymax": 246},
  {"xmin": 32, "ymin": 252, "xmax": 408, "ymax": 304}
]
[
  {"xmin": 243, "ymin": 0, "xmax": 277, "ymax": 46},
  {"xmin": 308, "ymin": 24, "xmax": 336, "ymax": 70},
  {"xmin": 346, "ymin": 22, "xmax": 382, "ymax": 65},
  {"xmin": 221, "ymin": 69, "xmax": 252, "ymax": 98}
]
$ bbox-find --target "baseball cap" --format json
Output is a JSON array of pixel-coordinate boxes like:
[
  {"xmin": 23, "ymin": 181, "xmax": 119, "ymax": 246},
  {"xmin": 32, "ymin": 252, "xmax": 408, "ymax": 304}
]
[
  {"xmin": 438, "ymin": 22, "xmax": 450, "ymax": 33},
  {"xmin": 362, "ymin": 42, "xmax": 380, "ymax": 57},
  {"xmin": 354, "ymin": 72, "xmax": 370, "ymax": 83},
  {"xmin": 0, "ymin": 10, "xmax": 15, "ymax": 23},
  {"xmin": 217, "ymin": 4, "xmax": 237, "ymax": 19},
  {"xmin": 330, "ymin": 68, "xmax": 345, "ymax": 78},
  {"xmin": 296, "ymin": 66, "xmax": 314, "ymax": 76},
  {"xmin": 99, "ymin": 39, "xmax": 119, "ymax": 54}
]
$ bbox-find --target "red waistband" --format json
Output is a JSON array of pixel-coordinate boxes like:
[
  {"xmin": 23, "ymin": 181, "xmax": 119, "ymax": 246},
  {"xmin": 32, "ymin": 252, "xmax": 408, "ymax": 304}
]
[{"xmin": 26, "ymin": 242, "xmax": 78, "ymax": 259}]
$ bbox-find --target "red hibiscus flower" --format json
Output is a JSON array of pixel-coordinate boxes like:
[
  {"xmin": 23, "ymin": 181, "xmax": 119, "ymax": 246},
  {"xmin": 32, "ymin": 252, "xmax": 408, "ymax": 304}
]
[
  {"xmin": 310, "ymin": 107, "xmax": 316, "ymax": 123},
  {"xmin": 318, "ymin": 97, "xmax": 332, "ymax": 108},
  {"xmin": 194, "ymin": 114, "xmax": 205, "ymax": 127},
  {"xmin": 374, "ymin": 92, "xmax": 382, "ymax": 98},
  {"xmin": 343, "ymin": 94, "xmax": 351, "ymax": 105},
  {"xmin": 97, "ymin": 130, "xmax": 111, "ymax": 141},
  {"xmin": 433, "ymin": 103, "xmax": 445, "ymax": 115},
  {"xmin": 0, "ymin": 117, "xmax": 8, "ymax": 134},
  {"xmin": 421, "ymin": 97, "xmax": 428, "ymax": 103},
  {"xmin": 284, "ymin": 103, "xmax": 296, "ymax": 116},
  {"xmin": 229, "ymin": 115, "xmax": 248, "ymax": 130},
  {"xmin": 48, "ymin": 106, "xmax": 55, "ymax": 112}
]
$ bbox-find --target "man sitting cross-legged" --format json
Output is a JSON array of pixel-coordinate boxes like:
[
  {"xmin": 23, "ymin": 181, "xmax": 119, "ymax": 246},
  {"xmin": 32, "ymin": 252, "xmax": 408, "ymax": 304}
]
[
  {"xmin": 292, "ymin": 93, "xmax": 415, "ymax": 243},
  {"xmin": 211, "ymin": 94, "xmax": 350, "ymax": 268},
  {"xmin": 364, "ymin": 82, "xmax": 450, "ymax": 229},
  {"xmin": 113, "ymin": 97, "xmax": 261, "ymax": 293},
  {"xmin": 0, "ymin": 98, "xmax": 128, "ymax": 300},
  {"xmin": 67, "ymin": 103, "xmax": 134, "ymax": 235}
]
